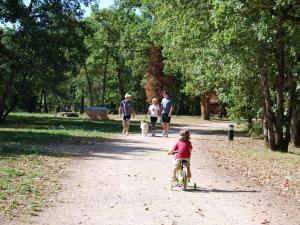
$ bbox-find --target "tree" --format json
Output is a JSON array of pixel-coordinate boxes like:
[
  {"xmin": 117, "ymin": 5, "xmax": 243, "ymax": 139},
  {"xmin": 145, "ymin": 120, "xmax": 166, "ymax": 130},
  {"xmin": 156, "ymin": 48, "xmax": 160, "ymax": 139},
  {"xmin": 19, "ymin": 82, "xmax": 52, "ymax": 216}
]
[
  {"xmin": 137, "ymin": 0, "xmax": 300, "ymax": 151},
  {"xmin": 0, "ymin": 0, "xmax": 92, "ymax": 121},
  {"xmin": 78, "ymin": 3, "xmax": 149, "ymax": 112}
]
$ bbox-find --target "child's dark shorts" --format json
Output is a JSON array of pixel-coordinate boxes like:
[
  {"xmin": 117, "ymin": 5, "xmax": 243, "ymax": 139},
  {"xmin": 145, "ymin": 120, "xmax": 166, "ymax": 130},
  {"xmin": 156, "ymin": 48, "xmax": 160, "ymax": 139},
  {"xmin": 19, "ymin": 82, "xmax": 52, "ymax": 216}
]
[
  {"xmin": 123, "ymin": 115, "xmax": 131, "ymax": 121},
  {"xmin": 161, "ymin": 113, "xmax": 171, "ymax": 123}
]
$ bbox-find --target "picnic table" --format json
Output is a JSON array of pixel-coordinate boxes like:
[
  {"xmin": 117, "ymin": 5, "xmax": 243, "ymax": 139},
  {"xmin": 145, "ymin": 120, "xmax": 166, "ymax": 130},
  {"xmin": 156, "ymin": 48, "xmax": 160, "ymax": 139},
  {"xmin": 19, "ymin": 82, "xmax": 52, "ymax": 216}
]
[{"xmin": 85, "ymin": 107, "xmax": 110, "ymax": 120}]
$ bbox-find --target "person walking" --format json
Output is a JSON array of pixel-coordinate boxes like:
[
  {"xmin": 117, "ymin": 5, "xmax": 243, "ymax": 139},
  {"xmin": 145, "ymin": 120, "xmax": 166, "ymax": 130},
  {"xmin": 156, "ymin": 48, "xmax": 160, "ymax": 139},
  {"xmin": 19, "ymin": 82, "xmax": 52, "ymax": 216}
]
[
  {"xmin": 119, "ymin": 93, "xmax": 135, "ymax": 135},
  {"xmin": 160, "ymin": 90, "xmax": 174, "ymax": 137},
  {"xmin": 148, "ymin": 98, "xmax": 160, "ymax": 136}
]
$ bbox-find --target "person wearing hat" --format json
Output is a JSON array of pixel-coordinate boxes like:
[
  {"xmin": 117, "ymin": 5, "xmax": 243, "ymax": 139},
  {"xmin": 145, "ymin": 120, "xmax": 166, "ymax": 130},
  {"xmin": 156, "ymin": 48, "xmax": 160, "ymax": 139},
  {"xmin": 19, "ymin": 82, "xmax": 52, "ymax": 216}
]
[{"xmin": 119, "ymin": 93, "xmax": 135, "ymax": 135}]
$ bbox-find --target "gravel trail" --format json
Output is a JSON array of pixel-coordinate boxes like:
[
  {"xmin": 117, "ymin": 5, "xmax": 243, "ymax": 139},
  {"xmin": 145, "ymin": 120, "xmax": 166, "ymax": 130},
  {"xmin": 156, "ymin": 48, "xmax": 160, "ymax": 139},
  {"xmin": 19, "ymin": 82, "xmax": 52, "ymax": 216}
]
[{"xmin": 9, "ymin": 120, "xmax": 300, "ymax": 225}]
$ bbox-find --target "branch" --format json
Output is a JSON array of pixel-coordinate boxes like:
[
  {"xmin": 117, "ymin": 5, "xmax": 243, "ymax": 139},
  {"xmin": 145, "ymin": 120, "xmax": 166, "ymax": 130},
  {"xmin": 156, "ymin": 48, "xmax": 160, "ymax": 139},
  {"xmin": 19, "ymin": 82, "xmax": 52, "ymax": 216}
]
[
  {"xmin": 283, "ymin": 14, "xmax": 300, "ymax": 24},
  {"xmin": 28, "ymin": 0, "xmax": 34, "ymax": 14},
  {"xmin": 249, "ymin": 1, "xmax": 300, "ymax": 24},
  {"xmin": 2, "ymin": 68, "xmax": 28, "ymax": 121}
]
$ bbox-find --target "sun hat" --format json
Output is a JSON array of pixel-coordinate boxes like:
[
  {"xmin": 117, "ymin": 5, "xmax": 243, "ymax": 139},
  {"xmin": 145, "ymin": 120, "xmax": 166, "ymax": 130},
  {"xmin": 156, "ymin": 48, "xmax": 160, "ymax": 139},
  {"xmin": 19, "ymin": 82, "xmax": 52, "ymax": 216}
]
[{"xmin": 125, "ymin": 93, "xmax": 131, "ymax": 98}]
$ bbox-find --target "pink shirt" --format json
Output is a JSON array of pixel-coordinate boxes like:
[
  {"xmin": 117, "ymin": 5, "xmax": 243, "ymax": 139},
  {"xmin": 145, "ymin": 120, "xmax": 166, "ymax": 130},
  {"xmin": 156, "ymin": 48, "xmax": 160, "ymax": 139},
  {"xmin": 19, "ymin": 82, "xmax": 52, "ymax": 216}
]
[{"xmin": 173, "ymin": 139, "xmax": 192, "ymax": 159}]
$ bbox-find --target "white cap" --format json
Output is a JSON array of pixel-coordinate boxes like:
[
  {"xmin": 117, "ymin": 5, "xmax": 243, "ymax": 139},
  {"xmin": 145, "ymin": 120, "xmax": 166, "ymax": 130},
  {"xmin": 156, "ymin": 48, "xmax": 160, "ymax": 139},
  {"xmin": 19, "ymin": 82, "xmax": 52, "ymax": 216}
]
[{"xmin": 125, "ymin": 93, "xmax": 131, "ymax": 98}]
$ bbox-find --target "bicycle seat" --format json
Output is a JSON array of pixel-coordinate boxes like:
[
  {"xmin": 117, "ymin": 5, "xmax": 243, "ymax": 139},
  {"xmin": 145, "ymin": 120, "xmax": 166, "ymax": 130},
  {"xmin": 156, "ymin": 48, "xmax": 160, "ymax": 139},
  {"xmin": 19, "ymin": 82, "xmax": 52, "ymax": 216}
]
[{"xmin": 180, "ymin": 160, "xmax": 189, "ymax": 164}]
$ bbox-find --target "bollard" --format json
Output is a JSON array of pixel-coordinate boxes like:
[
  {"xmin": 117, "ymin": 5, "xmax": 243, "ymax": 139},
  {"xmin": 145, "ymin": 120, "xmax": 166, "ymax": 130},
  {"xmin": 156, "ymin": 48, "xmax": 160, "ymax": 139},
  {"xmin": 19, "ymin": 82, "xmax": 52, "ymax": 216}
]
[{"xmin": 228, "ymin": 124, "xmax": 234, "ymax": 141}]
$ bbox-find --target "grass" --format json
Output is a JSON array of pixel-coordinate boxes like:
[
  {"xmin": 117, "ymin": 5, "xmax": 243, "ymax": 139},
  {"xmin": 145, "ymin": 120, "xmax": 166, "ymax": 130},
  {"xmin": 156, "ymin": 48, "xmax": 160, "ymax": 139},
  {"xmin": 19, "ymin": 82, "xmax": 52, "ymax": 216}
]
[
  {"xmin": 0, "ymin": 112, "xmax": 140, "ymax": 146},
  {"xmin": 207, "ymin": 133, "xmax": 300, "ymax": 198},
  {"xmin": 0, "ymin": 145, "xmax": 71, "ymax": 221},
  {"xmin": 0, "ymin": 112, "xmax": 140, "ymax": 221},
  {"xmin": 0, "ymin": 112, "xmax": 144, "ymax": 150}
]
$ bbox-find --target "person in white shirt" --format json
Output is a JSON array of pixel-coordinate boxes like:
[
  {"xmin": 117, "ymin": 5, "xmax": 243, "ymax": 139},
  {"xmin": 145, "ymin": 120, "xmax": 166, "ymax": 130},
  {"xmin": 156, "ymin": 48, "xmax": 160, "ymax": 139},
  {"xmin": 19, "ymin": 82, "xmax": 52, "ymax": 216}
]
[{"xmin": 148, "ymin": 98, "xmax": 160, "ymax": 136}]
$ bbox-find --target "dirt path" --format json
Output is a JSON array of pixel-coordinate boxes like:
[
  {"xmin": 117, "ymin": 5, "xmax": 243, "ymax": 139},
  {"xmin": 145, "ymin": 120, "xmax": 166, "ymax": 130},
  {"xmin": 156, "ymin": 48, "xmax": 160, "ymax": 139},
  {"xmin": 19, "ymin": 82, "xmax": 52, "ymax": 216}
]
[{"xmin": 9, "ymin": 121, "xmax": 300, "ymax": 225}]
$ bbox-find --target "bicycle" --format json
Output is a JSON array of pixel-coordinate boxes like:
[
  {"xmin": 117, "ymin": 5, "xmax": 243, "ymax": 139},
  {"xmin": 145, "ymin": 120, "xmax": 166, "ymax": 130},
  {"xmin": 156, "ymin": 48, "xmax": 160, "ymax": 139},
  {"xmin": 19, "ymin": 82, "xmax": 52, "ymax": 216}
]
[{"xmin": 170, "ymin": 159, "xmax": 197, "ymax": 191}]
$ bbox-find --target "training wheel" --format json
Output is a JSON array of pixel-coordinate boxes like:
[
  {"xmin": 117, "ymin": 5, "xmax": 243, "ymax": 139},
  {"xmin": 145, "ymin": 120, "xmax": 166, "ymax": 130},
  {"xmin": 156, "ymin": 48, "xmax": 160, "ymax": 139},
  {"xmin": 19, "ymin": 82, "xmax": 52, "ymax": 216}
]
[{"xmin": 170, "ymin": 183, "xmax": 173, "ymax": 191}]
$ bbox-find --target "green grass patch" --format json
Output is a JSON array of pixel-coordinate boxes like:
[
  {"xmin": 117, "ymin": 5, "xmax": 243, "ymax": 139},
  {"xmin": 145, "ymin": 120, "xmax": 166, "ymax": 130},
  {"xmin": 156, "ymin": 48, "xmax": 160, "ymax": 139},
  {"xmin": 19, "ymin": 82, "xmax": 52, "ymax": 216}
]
[
  {"xmin": 0, "ymin": 145, "xmax": 71, "ymax": 220},
  {"xmin": 0, "ymin": 112, "xmax": 140, "ymax": 146}
]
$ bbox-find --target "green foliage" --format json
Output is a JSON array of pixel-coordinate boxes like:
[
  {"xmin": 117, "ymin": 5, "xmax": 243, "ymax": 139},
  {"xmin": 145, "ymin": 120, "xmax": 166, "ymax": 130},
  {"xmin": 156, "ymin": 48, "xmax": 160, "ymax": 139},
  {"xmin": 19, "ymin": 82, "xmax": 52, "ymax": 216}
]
[
  {"xmin": 78, "ymin": 4, "xmax": 149, "ymax": 110},
  {"xmin": 0, "ymin": 0, "xmax": 92, "ymax": 119},
  {"xmin": 140, "ymin": 0, "xmax": 299, "ymax": 119}
]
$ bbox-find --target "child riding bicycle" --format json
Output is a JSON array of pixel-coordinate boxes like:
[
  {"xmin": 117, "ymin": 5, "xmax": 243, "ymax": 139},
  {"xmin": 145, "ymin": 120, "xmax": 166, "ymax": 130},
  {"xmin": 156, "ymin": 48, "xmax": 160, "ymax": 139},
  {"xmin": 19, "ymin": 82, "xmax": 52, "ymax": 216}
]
[{"xmin": 168, "ymin": 129, "xmax": 192, "ymax": 182}]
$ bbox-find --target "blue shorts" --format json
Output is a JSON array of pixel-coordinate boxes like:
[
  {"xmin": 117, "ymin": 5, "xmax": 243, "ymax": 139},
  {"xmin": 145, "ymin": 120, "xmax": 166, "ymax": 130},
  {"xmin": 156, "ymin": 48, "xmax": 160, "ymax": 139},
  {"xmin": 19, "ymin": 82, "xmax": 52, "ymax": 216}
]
[{"xmin": 161, "ymin": 113, "xmax": 171, "ymax": 123}]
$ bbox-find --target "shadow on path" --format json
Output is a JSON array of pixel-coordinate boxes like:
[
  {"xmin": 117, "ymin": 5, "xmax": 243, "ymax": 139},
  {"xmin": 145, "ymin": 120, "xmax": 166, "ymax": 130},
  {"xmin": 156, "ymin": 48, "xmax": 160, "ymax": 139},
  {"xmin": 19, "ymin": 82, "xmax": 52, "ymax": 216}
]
[{"xmin": 172, "ymin": 186, "xmax": 260, "ymax": 193}]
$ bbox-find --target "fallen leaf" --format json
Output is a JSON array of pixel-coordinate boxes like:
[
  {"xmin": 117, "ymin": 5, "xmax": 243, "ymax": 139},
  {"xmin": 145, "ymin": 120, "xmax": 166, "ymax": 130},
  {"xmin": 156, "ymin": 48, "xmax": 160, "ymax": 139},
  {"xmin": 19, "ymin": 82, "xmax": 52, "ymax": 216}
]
[{"xmin": 261, "ymin": 219, "xmax": 270, "ymax": 224}]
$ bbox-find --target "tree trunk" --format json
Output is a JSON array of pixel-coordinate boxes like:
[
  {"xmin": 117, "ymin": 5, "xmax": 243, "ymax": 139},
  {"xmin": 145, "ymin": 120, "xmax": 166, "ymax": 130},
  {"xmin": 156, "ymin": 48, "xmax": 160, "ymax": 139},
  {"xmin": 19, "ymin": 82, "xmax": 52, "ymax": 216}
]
[
  {"xmin": 291, "ymin": 106, "xmax": 299, "ymax": 147},
  {"xmin": 274, "ymin": 22, "xmax": 286, "ymax": 150},
  {"xmin": 0, "ymin": 71, "xmax": 18, "ymax": 121},
  {"xmin": 0, "ymin": 72, "xmax": 28, "ymax": 122},
  {"xmin": 178, "ymin": 92, "xmax": 186, "ymax": 115},
  {"xmin": 247, "ymin": 116, "xmax": 253, "ymax": 130},
  {"xmin": 201, "ymin": 92, "xmax": 210, "ymax": 120},
  {"xmin": 102, "ymin": 48, "xmax": 109, "ymax": 106},
  {"xmin": 291, "ymin": 98, "xmax": 300, "ymax": 147},
  {"xmin": 80, "ymin": 92, "xmax": 84, "ymax": 114},
  {"xmin": 260, "ymin": 69, "xmax": 276, "ymax": 150},
  {"xmin": 274, "ymin": 18, "xmax": 298, "ymax": 152},
  {"xmin": 27, "ymin": 94, "xmax": 35, "ymax": 113},
  {"xmin": 113, "ymin": 54, "xmax": 125, "ymax": 101},
  {"xmin": 282, "ymin": 62, "xmax": 297, "ymax": 151},
  {"xmin": 84, "ymin": 65, "xmax": 94, "ymax": 107},
  {"xmin": 262, "ymin": 105, "xmax": 269, "ymax": 147},
  {"xmin": 258, "ymin": 40, "xmax": 278, "ymax": 151},
  {"xmin": 116, "ymin": 67, "xmax": 125, "ymax": 101},
  {"xmin": 194, "ymin": 96, "xmax": 201, "ymax": 116},
  {"xmin": 296, "ymin": 109, "xmax": 300, "ymax": 147},
  {"xmin": 43, "ymin": 92, "xmax": 48, "ymax": 113},
  {"xmin": 218, "ymin": 104, "xmax": 224, "ymax": 118},
  {"xmin": 0, "ymin": 101, "xmax": 5, "ymax": 122},
  {"xmin": 38, "ymin": 90, "xmax": 43, "ymax": 112},
  {"xmin": 144, "ymin": 44, "xmax": 173, "ymax": 104}
]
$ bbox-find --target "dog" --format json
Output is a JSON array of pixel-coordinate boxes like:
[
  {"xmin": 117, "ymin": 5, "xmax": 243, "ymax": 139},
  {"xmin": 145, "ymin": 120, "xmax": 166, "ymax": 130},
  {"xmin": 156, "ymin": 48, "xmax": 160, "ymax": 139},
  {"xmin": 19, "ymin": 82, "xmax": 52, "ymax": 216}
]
[{"xmin": 140, "ymin": 121, "xmax": 149, "ymax": 136}]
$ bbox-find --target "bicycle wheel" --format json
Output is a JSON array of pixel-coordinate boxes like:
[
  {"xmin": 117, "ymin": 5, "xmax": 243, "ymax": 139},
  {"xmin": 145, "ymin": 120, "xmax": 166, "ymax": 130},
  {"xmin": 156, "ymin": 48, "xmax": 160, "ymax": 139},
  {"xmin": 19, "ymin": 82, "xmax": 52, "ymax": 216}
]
[{"xmin": 181, "ymin": 169, "xmax": 187, "ymax": 191}]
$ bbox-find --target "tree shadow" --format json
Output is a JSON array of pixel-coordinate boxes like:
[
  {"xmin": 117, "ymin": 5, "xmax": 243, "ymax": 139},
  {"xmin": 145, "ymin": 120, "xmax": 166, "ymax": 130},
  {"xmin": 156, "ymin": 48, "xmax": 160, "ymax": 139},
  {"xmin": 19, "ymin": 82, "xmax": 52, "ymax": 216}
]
[
  {"xmin": 0, "ymin": 144, "xmax": 68, "ymax": 158},
  {"xmin": 69, "ymin": 138, "xmax": 164, "ymax": 159},
  {"xmin": 0, "ymin": 113, "xmax": 142, "ymax": 147},
  {"xmin": 190, "ymin": 187, "xmax": 260, "ymax": 193},
  {"xmin": 172, "ymin": 186, "xmax": 260, "ymax": 193},
  {"xmin": 168, "ymin": 126, "xmax": 249, "ymax": 138},
  {"xmin": 288, "ymin": 150, "xmax": 300, "ymax": 156},
  {"xmin": 0, "ymin": 130, "xmax": 75, "ymax": 145},
  {"xmin": 0, "ymin": 136, "xmax": 163, "ymax": 160},
  {"xmin": 2, "ymin": 114, "xmax": 140, "ymax": 133}
]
